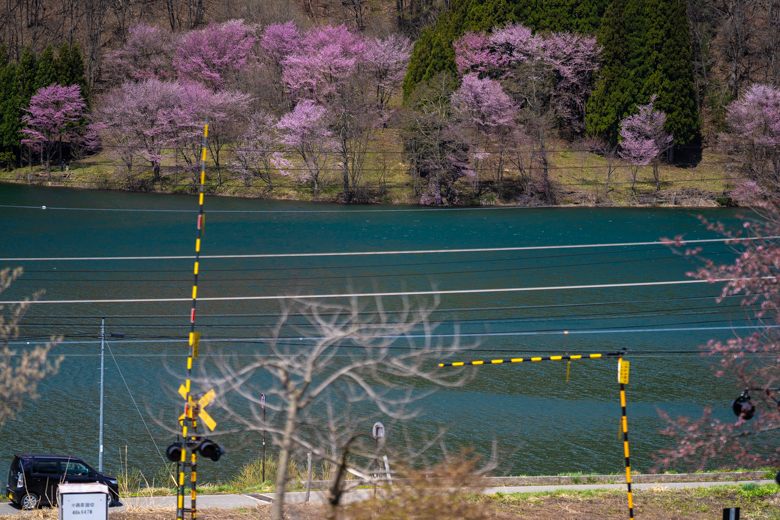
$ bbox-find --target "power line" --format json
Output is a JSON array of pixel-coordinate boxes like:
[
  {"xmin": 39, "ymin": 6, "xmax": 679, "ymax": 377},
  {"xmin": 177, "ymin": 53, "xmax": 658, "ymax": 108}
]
[
  {"xmin": 16, "ymin": 245, "xmax": 729, "ymax": 275},
  {"xmin": 7, "ymin": 322, "xmax": 779, "ymax": 346},
  {"xmin": 0, "ymin": 236, "xmax": 764, "ymax": 263},
  {"xmin": 0, "ymin": 277, "xmax": 731, "ymax": 305},
  {"xmin": 11, "ymin": 303, "xmax": 755, "ymax": 331},
  {"xmin": 14, "ymin": 251, "xmax": 733, "ymax": 285},
  {"xmin": 8, "ymin": 292, "xmax": 759, "ymax": 320}
]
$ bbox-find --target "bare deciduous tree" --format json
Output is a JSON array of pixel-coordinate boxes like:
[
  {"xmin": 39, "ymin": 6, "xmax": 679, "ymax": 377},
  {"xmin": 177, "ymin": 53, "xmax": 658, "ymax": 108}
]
[
  {"xmin": 196, "ymin": 295, "xmax": 472, "ymax": 520},
  {"xmin": 0, "ymin": 267, "xmax": 62, "ymax": 429}
]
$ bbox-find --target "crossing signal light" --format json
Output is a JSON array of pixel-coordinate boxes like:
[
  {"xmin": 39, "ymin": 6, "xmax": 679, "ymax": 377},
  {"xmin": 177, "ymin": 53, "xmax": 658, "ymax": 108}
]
[
  {"xmin": 166, "ymin": 441, "xmax": 183, "ymax": 462},
  {"xmin": 165, "ymin": 438, "xmax": 225, "ymax": 462},
  {"xmin": 198, "ymin": 439, "xmax": 225, "ymax": 462},
  {"xmin": 731, "ymin": 391, "xmax": 756, "ymax": 422}
]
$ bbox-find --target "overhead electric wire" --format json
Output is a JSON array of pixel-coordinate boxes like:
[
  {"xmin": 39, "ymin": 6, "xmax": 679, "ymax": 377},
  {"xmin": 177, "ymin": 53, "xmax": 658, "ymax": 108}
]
[
  {"xmin": 16, "ymin": 245, "xmax": 734, "ymax": 276},
  {"xmin": 8, "ymin": 315, "xmax": 776, "ymax": 345},
  {"xmin": 7, "ymin": 292, "xmax": 766, "ymax": 321},
  {"xmin": 0, "ymin": 236, "xmax": 768, "ymax": 263},
  {"xmin": 10, "ymin": 303, "xmax": 757, "ymax": 331},
  {"xmin": 0, "ymin": 277, "xmax": 741, "ymax": 305},
  {"xmin": 14, "ymin": 251, "xmax": 735, "ymax": 286}
]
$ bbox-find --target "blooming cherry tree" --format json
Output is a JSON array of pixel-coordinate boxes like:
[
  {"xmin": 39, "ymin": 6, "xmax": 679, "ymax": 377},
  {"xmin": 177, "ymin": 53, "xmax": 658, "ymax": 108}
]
[
  {"xmin": 619, "ymin": 96, "xmax": 673, "ymax": 193},
  {"xmin": 103, "ymin": 24, "xmax": 178, "ymax": 85},
  {"xmin": 275, "ymin": 100, "xmax": 336, "ymax": 193},
  {"xmin": 229, "ymin": 111, "xmax": 282, "ymax": 189},
  {"xmin": 656, "ymin": 193, "xmax": 780, "ymax": 473},
  {"xmin": 363, "ymin": 34, "xmax": 412, "ymax": 113},
  {"xmin": 282, "ymin": 25, "xmax": 365, "ymax": 103},
  {"xmin": 96, "ymin": 79, "xmax": 182, "ymax": 181},
  {"xmin": 21, "ymin": 84, "xmax": 87, "ymax": 177},
  {"xmin": 722, "ymin": 84, "xmax": 780, "ymax": 186},
  {"xmin": 453, "ymin": 23, "xmax": 599, "ymax": 133},
  {"xmin": 174, "ymin": 20, "xmax": 257, "ymax": 91},
  {"xmin": 450, "ymin": 73, "xmax": 517, "ymax": 191}
]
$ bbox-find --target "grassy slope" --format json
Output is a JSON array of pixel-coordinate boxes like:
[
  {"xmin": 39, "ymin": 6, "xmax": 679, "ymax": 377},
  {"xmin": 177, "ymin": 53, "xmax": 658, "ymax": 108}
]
[{"xmin": 0, "ymin": 130, "xmax": 737, "ymax": 207}]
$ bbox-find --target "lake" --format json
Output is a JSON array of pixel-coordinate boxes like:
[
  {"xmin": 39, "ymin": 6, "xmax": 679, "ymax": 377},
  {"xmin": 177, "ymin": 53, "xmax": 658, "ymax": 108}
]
[{"xmin": 0, "ymin": 182, "xmax": 752, "ymax": 483}]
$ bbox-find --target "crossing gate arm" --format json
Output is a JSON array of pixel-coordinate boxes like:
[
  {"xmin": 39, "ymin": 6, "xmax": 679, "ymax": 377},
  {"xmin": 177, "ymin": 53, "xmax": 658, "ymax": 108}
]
[{"xmin": 438, "ymin": 350, "xmax": 625, "ymax": 367}]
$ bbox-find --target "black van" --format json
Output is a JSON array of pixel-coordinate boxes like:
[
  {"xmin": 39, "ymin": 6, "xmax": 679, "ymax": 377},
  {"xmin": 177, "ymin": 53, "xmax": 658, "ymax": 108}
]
[{"xmin": 6, "ymin": 454, "xmax": 119, "ymax": 509}]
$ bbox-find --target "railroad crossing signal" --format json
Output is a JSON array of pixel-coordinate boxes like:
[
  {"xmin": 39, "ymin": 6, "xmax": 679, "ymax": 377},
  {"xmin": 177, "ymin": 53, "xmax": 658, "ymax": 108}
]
[{"xmin": 179, "ymin": 387, "xmax": 217, "ymax": 431}]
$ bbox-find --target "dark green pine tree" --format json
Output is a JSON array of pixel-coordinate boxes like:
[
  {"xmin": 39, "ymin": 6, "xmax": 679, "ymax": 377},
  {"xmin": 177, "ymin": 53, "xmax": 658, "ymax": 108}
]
[
  {"xmin": 35, "ymin": 44, "xmax": 58, "ymax": 91},
  {"xmin": 515, "ymin": 0, "xmax": 610, "ymax": 33},
  {"xmin": 67, "ymin": 43, "xmax": 89, "ymax": 102},
  {"xmin": 641, "ymin": 0, "xmax": 700, "ymax": 146},
  {"xmin": 56, "ymin": 43, "xmax": 72, "ymax": 85},
  {"xmin": 586, "ymin": 0, "xmax": 640, "ymax": 142},
  {"xmin": 16, "ymin": 46, "xmax": 38, "ymax": 106},
  {"xmin": 1, "ymin": 62, "xmax": 20, "ymax": 166},
  {"xmin": 0, "ymin": 44, "xmax": 10, "ymax": 166},
  {"xmin": 14, "ymin": 45, "xmax": 37, "ymax": 166}
]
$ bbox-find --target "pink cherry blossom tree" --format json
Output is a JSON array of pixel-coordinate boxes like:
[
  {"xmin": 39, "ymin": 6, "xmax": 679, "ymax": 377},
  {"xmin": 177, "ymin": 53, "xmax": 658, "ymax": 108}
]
[
  {"xmin": 21, "ymin": 84, "xmax": 87, "ymax": 178},
  {"xmin": 363, "ymin": 34, "xmax": 413, "ymax": 114},
  {"xmin": 450, "ymin": 73, "xmax": 517, "ymax": 193},
  {"xmin": 170, "ymin": 81, "xmax": 214, "ymax": 184},
  {"xmin": 258, "ymin": 21, "xmax": 301, "ymax": 110},
  {"xmin": 655, "ymin": 190, "xmax": 780, "ymax": 473},
  {"xmin": 275, "ymin": 100, "xmax": 336, "ymax": 194},
  {"xmin": 103, "ymin": 23, "xmax": 178, "ymax": 85},
  {"xmin": 96, "ymin": 79, "xmax": 182, "ymax": 182},
  {"xmin": 204, "ymin": 90, "xmax": 252, "ymax": 186},
  {"xmin": 229, "ymin": 111, "xmax": 282, "ymax": 189},
  {"xmin": 453, "ymin": 31, "xmax": 497, "ymax": 76},
  {"xmin": 721, "ymin": 83, "xmax": 780, "ymax": 187},
  {"xmin": 174, "ymin": 19, "xmax": 258, "ymax": 91},
  {"xmin": 453, "ymin": 23, "xmax": 599, "ymax": 134},
  {"xmin": 281, "ymin": 25, "xmax": 365, "ymax": 103},
  {"xmin": 619, "ymin": 96, "xmax": 674, "ymax": 193}
]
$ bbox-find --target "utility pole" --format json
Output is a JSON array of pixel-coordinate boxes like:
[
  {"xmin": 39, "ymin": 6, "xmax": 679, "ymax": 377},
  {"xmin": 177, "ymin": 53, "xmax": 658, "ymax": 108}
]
[{"xmin": 99, "ymin": 318, "xmax": 105, "ymax": 472}]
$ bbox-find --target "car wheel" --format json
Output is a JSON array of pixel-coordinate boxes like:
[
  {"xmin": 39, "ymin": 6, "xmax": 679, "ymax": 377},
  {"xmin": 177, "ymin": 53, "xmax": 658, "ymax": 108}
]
[
  {"xmin": 109, "ymin": 491, "xmax": 120, "ymax": 507},
  {"xmin": 21, "ymin": 492, "xmax": 40, "ymax": 510}
]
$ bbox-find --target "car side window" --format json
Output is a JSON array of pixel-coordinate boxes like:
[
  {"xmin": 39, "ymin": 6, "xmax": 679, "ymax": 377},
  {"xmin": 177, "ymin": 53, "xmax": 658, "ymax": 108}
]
[
  {"xmin": 32, "ymin": 461, "xmax": 59, "ymax": 475},
  {"xmin": 64, "ymin": 462, "xmax": 90, "ymax": 476}
]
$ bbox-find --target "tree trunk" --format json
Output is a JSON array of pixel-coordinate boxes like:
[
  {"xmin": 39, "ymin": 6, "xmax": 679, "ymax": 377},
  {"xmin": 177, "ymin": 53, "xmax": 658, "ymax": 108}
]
[{"xmin": 271, "ymin": 401, "xmax": 299, "ymax": 520}]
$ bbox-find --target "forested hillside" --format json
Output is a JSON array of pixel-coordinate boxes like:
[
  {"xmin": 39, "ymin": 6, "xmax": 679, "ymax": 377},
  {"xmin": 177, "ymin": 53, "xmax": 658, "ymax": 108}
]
[{"xmin": 0, "ymin": 0, "xmax": 778, "ymax": 206}]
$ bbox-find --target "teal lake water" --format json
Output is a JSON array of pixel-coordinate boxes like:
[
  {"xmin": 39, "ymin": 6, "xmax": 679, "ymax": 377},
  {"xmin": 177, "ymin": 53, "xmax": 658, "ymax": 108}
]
[{"xmin": 0, "ymin": 182, "xmax": 754, "ymax": 483}]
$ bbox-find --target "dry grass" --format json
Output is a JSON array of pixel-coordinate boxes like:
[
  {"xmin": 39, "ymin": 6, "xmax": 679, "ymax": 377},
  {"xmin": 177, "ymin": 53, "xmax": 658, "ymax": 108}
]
[{"xmin": 1, "ymin": 484, "xmax": 777, "ymax": 520}]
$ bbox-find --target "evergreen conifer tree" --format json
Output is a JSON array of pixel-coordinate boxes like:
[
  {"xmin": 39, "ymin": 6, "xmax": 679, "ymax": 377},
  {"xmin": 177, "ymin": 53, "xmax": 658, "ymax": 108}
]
[
  {"xmin": 1, "ymin": 62, "xmax": 20, "ymax": 165},
  {"xmin": 586, "ymin": 0, "xmax": 638, "ymax": 142},
  {"xmin": 15, "ymin": 46, "xmax": 37, "ymax": 168},
  {"xmin": 0, "ymin": 44, "xmax": 10, "ymax": 166},
  {"xmin": 67, "ymin": 43, "xmax": 89, "ymax": 102},
  {"xmin": 56, "ymin": 43, "xmax": 71, "ymax": 85},
  {"xmin": 640, "ymin": 0, "xmax": 700, "ymax": 146},
  {"xmin": 35, "ymin": 44, "xmax": 57, "ymax": 91}
]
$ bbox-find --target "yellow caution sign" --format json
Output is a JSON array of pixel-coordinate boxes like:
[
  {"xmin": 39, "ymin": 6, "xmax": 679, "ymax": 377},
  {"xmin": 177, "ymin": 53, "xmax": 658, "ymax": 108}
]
[
  {"xmin": 179, "ymin": 388, "xmax": 217, "ymax": 431},
  {"xmin": 190, "ymin": 332, "xmax": 201, "ymax": 359},
  {"xmin": 618, "ymin": 359, "xmax": 630, "ymax": 384}
]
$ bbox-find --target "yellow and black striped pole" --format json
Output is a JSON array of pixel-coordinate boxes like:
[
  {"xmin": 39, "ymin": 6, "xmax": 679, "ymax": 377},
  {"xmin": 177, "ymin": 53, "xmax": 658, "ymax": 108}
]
[
  {"xmin": 618, "ymin": 358, "xmax": 633, "ymax": 520},
  {"xmin": 177, "ymin": 117, "xmax": 209, "ymax": 520},
  {"xmin": 438, "ymin": 351, "xmax": 621, "ymax": 367}
]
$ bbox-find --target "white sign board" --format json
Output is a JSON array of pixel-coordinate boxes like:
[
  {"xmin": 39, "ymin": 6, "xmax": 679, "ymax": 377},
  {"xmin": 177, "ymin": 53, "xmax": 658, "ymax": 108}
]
[
  {"xmin": 372, "ymin": 422, "xmax": 385, "ymax": 440},
  {"xmin": 58, "ymin": 483, "xmax": 108, "ymax": 520}
]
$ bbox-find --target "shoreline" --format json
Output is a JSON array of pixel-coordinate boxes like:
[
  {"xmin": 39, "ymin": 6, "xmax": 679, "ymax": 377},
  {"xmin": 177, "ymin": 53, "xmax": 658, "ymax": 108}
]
[{"xmin": 0, "ymin": 177, "xmax": 731, "ymax": 210}]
